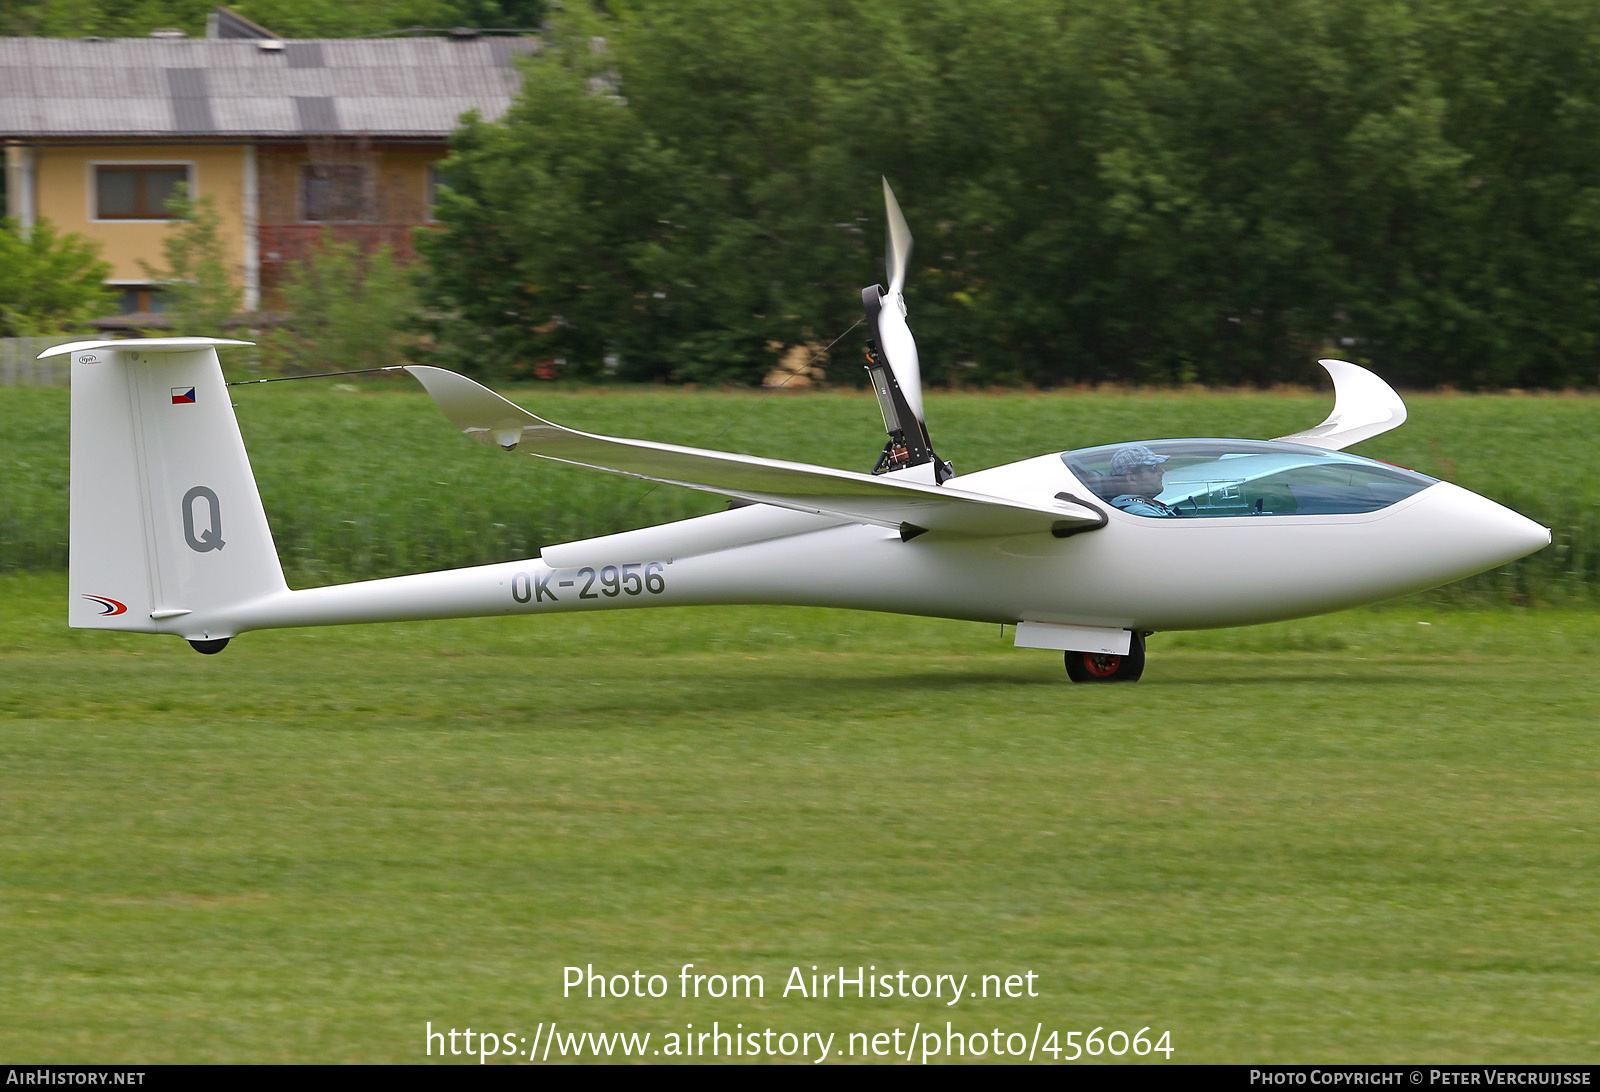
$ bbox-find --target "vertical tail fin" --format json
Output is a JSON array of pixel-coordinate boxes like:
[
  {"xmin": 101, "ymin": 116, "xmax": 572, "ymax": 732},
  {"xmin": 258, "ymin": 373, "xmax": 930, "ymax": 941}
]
[{"xmin": 51, "ymin": 338, "xmax": 286, "ymax": 641}]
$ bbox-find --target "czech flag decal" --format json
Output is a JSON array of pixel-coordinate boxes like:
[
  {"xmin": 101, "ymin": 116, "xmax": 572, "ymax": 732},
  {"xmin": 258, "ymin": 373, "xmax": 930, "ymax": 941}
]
[
  {"xmin": 82, "ymin": 595, "xmax": 128, "ymax": 616},
  {"xmin": 171, "ymin": 387, "xmax": 197, "ymax": 404}
]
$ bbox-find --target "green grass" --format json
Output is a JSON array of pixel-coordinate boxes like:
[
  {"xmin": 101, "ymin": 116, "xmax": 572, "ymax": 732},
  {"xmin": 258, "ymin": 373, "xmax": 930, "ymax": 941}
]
[
  {"xmin": 2, "ymin": 572, "xmax": 1598, "ymax": 1063},
  {"xmin": 1, "ymin": 381, "xmax": 1595, "ymax": 599}
]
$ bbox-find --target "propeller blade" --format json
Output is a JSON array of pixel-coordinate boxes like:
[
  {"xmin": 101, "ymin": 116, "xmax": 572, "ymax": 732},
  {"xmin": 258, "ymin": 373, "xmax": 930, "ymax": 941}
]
[
  {"xmin": 883, "ymin": 177, "xmax": 913, "ymax": 298},
  {"xmin": 874, "ymin": 179, "xmax": 924, "ymax": 426},
  {"xmin": 875, "ymin": 287, "xmax": 925, "ymax": 425}
]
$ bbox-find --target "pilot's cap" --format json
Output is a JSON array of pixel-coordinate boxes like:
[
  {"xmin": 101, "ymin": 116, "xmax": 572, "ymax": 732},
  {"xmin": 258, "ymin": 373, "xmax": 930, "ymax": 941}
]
[{"xmin": 1110, "ymin": 444, "xmax": 1170, "ymax": 476}]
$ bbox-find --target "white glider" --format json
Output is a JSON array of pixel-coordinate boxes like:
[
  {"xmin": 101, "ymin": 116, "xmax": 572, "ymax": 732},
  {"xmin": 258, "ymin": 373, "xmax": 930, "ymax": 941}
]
[{"xmin": 50, "ymin": 186, "xmax": 1548, "ymax": 682}]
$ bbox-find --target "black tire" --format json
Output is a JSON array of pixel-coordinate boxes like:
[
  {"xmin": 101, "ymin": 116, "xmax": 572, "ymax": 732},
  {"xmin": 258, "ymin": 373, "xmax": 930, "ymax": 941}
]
[{"xmin": 1064, "ymin": 632, "xmax": 1145, "ymax": 683}]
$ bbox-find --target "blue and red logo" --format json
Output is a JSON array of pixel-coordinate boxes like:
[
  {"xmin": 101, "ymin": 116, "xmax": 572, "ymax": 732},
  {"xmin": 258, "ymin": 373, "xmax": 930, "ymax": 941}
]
[
  {"xmin": 81, "ymin": 595, "xmax": 128, "ymax": 616},
  {"xmin": 171, "ymin": 387, "xmax": 196, "ymax": 404}
]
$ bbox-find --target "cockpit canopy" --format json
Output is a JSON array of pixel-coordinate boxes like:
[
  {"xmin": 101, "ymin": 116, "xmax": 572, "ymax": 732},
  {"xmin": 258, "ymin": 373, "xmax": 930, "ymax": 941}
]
[{"xmin": 1061, "ymin": 439, "xmax": 1438, "ymax": 518}]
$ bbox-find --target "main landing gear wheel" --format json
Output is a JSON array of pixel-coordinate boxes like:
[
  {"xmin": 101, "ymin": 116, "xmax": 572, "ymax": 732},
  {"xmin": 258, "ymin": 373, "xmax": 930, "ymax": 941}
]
[{"xmin": 1064, "ymin": 632, "xmax": 1145, "ymax": 683}]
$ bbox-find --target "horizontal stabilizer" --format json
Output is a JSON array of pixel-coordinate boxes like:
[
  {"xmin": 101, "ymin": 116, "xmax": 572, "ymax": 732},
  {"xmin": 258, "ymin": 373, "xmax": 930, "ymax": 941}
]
[
  {"xmin": 39, "ymin": 336, "xmax": 254, "ymax": 360},
  {"xmin": 404, "ymin": 366, "xmax": 1103, "ymax": 538}
]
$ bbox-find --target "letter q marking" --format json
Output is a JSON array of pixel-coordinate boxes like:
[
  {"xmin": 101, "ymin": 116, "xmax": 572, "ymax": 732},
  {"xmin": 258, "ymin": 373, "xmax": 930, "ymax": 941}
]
[{"xmin": 182, "ymin": 486, "xmax": 226, "ymax": 552}]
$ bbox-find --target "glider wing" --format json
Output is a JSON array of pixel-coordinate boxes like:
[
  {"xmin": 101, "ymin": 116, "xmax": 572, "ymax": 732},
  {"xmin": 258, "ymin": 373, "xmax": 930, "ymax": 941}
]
[{"xmin": 405, "ymin": 366, "xmax": 1102, "ymax": 537}]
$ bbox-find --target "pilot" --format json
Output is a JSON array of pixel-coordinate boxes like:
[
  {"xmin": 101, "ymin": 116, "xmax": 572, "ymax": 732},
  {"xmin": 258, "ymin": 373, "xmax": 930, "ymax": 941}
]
[{"xmin": 1108, "ymin": 445, "xmax": 1182, "ymax": 517}]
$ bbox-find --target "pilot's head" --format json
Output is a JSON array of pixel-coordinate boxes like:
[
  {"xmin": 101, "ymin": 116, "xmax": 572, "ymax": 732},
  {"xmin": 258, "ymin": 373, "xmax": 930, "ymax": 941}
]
[{"xmin": 1110, "ymin": 445, "xmax": 1169, "ymax": 497}]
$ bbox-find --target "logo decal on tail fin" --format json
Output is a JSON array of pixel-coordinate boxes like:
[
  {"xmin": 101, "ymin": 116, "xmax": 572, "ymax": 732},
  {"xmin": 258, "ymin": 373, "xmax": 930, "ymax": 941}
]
[
  {"xmin": 171, "ymin": 387, "xmax": 197, "ymax": 404},
  {"xmin": 82, "ymin": 595, "xmax": 127, "ymax": 616},
  {"xmin": 182, "ymin": 485, "xmax": 225, "ymax": 552}
]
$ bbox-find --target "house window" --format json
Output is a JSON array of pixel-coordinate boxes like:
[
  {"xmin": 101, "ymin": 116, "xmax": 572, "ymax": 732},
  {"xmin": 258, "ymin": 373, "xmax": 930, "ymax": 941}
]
[
  {"xmin": 302, "ymin": 165, "xmax": 370, "ymax": 221},
  {"xmin": 95, "ymin": 166, "xmax": 189, "ymax": 219},
  {"xmin": 114, "ymin": 285, "xmax": 168, "ymax": 315}
]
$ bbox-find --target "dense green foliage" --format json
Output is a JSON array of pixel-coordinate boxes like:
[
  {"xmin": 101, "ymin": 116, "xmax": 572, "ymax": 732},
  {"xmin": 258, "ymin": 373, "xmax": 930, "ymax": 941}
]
[
  {"xmin": 139, "ymin": 193, "xmax": 243, "ymax": 337},
  {"xmin": 1, "ymin": 383, "xmax": 1592, "ymax": 604},
  {"xmin": 424, "ymin": 0, "xmax": 1600, "ymax": 388},
  {"xmin": 262, "ymin": 239, "xmax": 419, "ymax": 374},
  {"xmin": 12, "ymin": 1, "xmax": 1600, "ymax": 388},
  {"xmin": 0, "ymin": 0, "xmax": 545, "ymax": 37},
  {"xmin": 4, "ymin": 571, "xmax": 1599, "ymax": 1062},
  {"xmin": 0, "ymin": 219, "xmax": 114, "ymax": 337}
]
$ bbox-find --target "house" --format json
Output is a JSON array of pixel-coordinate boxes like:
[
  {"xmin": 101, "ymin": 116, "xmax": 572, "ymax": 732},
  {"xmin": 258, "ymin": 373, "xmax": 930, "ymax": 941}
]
[{"xmin": 1, "ymin": 17, "xmax": 533, "ymax": 318}]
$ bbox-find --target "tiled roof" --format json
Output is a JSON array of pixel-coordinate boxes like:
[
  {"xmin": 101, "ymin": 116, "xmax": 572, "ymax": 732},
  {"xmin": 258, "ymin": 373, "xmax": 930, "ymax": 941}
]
[{"xmin": 0, "ymin": 35, "xmax": 534, "ymax": 139}]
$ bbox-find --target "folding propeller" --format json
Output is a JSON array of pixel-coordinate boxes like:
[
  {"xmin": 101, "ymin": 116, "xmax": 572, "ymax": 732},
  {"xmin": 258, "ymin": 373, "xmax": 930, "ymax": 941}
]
[
  {"xmin": 877, "ymin": 178, "xmax": 923, "ymax": 423},
  {"xmin": 863, "ymin": 179, "xmax": 948, "ymax": 482}
]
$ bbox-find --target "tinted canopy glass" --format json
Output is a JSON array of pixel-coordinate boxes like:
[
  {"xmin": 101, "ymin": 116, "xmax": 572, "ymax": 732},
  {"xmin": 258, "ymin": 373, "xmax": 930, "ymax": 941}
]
[{"xmin": 1061, "ymin": 439, "xmax": 1437, "ymax": 518}]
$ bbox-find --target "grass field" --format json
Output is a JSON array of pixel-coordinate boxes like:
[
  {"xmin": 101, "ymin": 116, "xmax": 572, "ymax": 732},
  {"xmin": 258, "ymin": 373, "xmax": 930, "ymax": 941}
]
[
  {"xmin": 3, "ymin": 570, "xmax": 1598, "ymax": 1064},
  {"xmin": 2, "ymin": 380, "xmax": 1596, "ymax": 1062}
]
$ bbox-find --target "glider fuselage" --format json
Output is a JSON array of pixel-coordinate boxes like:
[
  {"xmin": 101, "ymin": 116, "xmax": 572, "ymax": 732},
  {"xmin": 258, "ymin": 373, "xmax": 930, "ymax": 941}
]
[{"xmin": 188, "ymin": 448, "xmax": 1547, "ymax": 643}]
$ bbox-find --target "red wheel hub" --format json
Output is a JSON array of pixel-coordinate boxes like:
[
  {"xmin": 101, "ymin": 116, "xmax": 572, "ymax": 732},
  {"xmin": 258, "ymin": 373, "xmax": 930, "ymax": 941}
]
[{"xmin": 1083, "ymin": 653, "xmax": 1122, "ymax": 678}]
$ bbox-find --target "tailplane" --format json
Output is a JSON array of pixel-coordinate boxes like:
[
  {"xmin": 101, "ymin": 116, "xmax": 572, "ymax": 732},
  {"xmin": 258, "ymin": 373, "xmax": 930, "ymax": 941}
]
[{"xmin": 50, "ymin": 337, "xmax": 286, "ymax": 648}]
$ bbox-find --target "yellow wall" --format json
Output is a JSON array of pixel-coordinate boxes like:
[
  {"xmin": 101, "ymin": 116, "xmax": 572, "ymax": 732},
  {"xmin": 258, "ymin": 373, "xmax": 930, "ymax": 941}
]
[{"xmin": 27, "ymin": 143, "xmax": 249, "ymax": 285}]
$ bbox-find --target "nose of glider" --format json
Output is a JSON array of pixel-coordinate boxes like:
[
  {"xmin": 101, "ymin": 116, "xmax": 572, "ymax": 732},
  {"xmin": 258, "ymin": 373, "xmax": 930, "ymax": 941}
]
[{"xmin": 1423, "ymin": 482, "xmax": 1550, "ymax": 578}]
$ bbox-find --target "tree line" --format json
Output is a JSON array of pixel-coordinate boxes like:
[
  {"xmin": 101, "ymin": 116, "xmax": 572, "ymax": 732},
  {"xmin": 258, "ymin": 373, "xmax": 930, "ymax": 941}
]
[
  {"xmin": 421, "ymin": 0, "xmax": 1600, "ymax": 388},
  {"xmin": 9, "ymin": 0, "xmax": 1600, "ymax": 388}
]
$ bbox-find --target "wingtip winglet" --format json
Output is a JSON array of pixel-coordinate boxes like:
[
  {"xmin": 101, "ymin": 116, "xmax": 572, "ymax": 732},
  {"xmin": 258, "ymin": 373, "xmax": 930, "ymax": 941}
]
[
  {"xmin": 1273, "ymin": 358, "xmax": 1407, "ymax": 451},
  {"xmin": 402, "ymin": 364, "xmax": 546, "ymax": 441}
]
